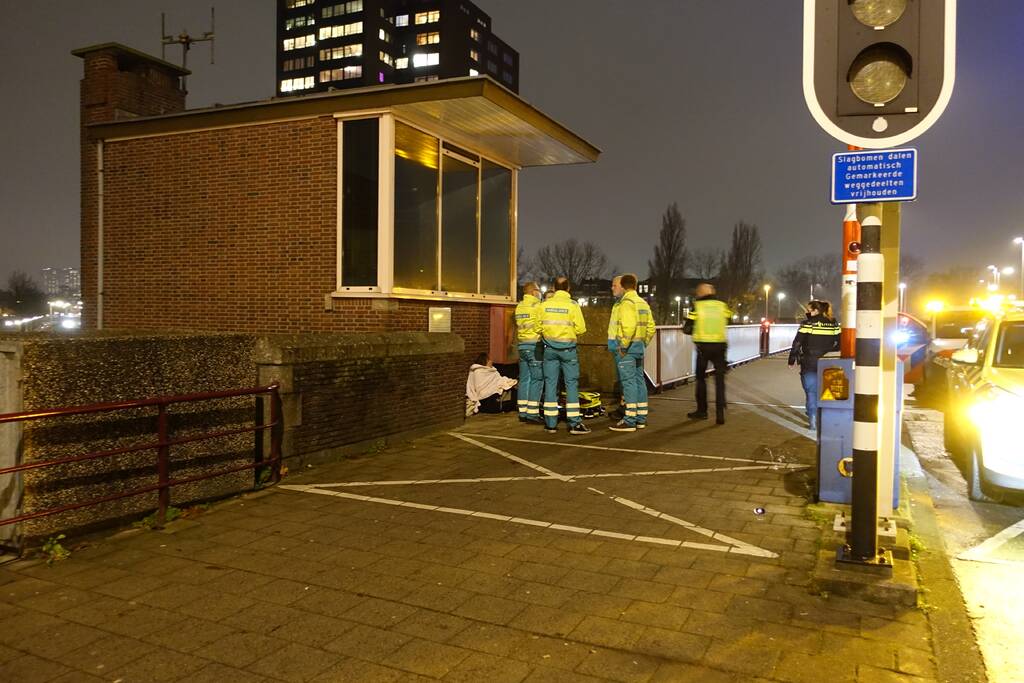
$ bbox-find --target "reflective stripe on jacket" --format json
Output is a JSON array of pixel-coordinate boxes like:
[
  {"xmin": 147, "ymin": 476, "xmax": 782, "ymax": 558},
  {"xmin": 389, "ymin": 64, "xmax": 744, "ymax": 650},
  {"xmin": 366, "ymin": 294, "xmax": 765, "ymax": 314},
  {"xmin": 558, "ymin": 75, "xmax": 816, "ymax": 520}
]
[
  {"xmin": 515, "ymin": 293, "xmax": 542, "ymax": 344},
  {"xmin": 617, "ymin": 290, "xmax": 655, "ymax": 348},
  {"xmin": 789, "ymin": 314, "xmax": 841, "ymax": 373},
  {"xmin": 541, "ymin": 290, "xmax": 586, "ymax": 347},
  {"xmin": 684, "ymin": 296, "xmax": 732, "ymax": 343}
]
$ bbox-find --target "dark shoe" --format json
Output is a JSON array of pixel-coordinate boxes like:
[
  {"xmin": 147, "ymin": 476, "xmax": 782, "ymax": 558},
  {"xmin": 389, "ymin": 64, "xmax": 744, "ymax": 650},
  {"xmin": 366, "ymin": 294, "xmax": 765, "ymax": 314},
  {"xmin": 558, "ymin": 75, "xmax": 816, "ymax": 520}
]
[
  {"xmin": 524, "ymin": 417, "xmax": 544, "ymax": 425},
  {"xmin": 687, "ymin": 411, "xmax": 708, "ymax": 420},
  {"xmin": 568, "ymin": 423, "xmax": 591, "ymax": 435},
  {"xmin": 609, "ymin": 420, "xmax": 636, "ymax": 432},
  {"xmin": 609, "ymin": 409, "xmax": 626, "ymax": 421}
]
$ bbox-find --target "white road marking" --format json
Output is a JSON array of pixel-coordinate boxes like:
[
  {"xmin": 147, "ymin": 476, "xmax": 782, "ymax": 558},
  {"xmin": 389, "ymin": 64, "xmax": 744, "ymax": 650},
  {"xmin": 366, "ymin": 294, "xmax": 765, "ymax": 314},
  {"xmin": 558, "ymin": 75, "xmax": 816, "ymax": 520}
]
[
  {"xmin": 297, "ymin": 462, "xmax": 804, "ymax": 490},
  {"xmin": 456, "ymin": 432, "xmax": 785, "ymax": 465},
  {"xmin": 958, "ymin": 517, "xmax": 1024, "ymax": 565},
  {"xmin": 279, "ymin": 485, "xmax": 774, "ymax": 557},
  {"xmin": 450, "ymin": 433, "xmax": 569, "ymax": 480}
]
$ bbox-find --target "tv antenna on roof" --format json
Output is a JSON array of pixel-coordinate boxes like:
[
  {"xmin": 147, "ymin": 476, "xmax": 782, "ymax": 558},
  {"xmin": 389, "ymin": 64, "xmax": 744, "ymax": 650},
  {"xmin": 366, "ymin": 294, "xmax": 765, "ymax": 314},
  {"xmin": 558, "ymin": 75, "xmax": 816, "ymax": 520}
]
[{"xmin": 161, "ymin": 7, "xmax": 215, "ymax": 89}]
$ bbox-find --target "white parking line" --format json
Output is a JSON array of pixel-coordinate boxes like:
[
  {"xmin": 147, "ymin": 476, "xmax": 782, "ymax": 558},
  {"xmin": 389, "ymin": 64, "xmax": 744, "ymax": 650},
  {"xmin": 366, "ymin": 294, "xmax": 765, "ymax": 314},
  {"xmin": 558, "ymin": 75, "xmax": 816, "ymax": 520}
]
[
  {"xmin": 279, "ymin": 485, "xmax": 775, "ymax": 557},
  {"xmin": 450, "ymin": 433, "xmax": 569, "ymax": 480},
  {"xmin": 958, "ymin": 517, "xmax": 1024, "ymax": 565},
  {"xmin": 456, "ymin": 432, "xmax": 788, "ymax": 465}
]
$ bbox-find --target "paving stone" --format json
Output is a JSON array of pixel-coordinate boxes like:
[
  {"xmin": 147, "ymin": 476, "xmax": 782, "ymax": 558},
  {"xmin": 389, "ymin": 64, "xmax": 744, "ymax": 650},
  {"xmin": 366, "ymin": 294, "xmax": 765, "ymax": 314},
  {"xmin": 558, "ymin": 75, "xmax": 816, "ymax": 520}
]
[
  {"xmin": 557, "ymin": 569, "xmax": 622, "ymax": 594},
  {"xmin": 0, "ymin": 607, "xmax": 65, "ymax": 645},
  {"xmin": 393, "ymin": 609, "xmax": 473, "ymax": 643},
  {"xmin": 773, "ymin": 650, "xmax": 858, "ymax": 683},
  {"xmin": 179, "ymin": 589, "xmax": 258, "ymax": 621},
  {"xmin": 569, "ymin": 615, "xmax": 647, "ymax": 650},
  {"xmin": 650, "ymin": 661, "xmax": 739, "ymax": 682},
  {"xmin": 248, "ymin": 642, "xmax": 341, "ymax": 682},
  {"xmin": 522, "ymin": 666, "xmax": 604, "ymax": 683},
  {"xmin": 141, "ymin": 617, "xmax": 239, "ymax": 654},
  {"xmin": 0, "ymin": 577, "xmax": 62, "ymax": 603},
  {"xmin": 512, "ymin": 634, "xmax": 593, "ymax": 671},
  {"xmin": 312, "ymin": 657, "xmax": 417, "ymax": 683},
  {"xmin": 669, "ymin": 586, "xmax": 734, "ymax": 614},
  {"xmin": 509, "ymin": 580, "xmax": 577, "ymax": 608},
  {"xmin": 191, "ymin": 630, "xmax": 288, "ymax": 667},
  {"xmin": 272, "ymin": 612, "xmax": 358, "ymax": 648},
  {"xmin": 443, "ymin": 651, "xmax": 533, "ymax": 683},
  {"xmin": 509, "ymin": 604, "xmax": 587, "ymax": 638},
  {"xmin": 18, "ymin": 621, "xmax": 107, "ymax": 660},
  {"xmin": 856, "ymin": 663, "xmax": 922, "ymax": 683},
  {"xmin": 90, "ymin": 572, "xmax": 170, "ymax": 601},
  {"xmin": 574, "ymin": 646, "xmax": 661, "ymax": 683},
  {"xmin": 569, "ymin": 592, "xmax": 634, "ymax": 619},
  {"xmin": 611, "ymin": 578, "xmax": 676, "ymax": 604},
  {"xmin": 323, "ymin": 622, "xmax": 412, "ymax": 661},
  {"xmin": 59, "ymin": 633, "xmax": 156, "ymax": 676},
  {"xmin": 107, "ymin": 649, "xmax": 210, "ymax": 682},
  {"xmin": 184, "ymin": 661, "xmax": 276, "ymax": 682},
  {"xmin": 635, "ymin": 626, "xmax": 709, "ymax": 662},
  {"xmin": 452, "ymin": 593, "xmax": 528, "ymax": 626},
  {"xmin": 620, "ymin": 600, "xmax": 691, "ymax": 630},
  {"xmin": 385, "ymin": 637, "xmax": 473, "ymax": 678},
  {"xmin": 0, "ymin": 653, "xmax": 74, "ymax": 683},
  {"xmin": 702, "ymin": 634, "xmax": 782, "ymax": 676},
  {"xmin": 448, "ymin": 623, "xmax": 530, "ymax": 657}
]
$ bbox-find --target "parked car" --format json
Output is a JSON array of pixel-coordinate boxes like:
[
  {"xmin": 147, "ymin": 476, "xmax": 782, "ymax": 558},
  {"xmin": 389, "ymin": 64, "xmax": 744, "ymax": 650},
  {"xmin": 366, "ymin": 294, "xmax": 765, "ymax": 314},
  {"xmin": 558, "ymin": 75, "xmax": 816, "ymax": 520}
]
[{"xmin": 945, "ymin": 310, "xmax": 1024, "ymax": 501}]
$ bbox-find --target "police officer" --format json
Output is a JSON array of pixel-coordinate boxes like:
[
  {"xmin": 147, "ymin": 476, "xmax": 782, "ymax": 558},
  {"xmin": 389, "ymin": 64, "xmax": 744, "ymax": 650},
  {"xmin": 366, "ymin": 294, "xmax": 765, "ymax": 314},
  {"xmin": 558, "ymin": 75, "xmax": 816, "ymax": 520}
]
[
  {"xmin": 514, "ymin": 281, "xmax": 544, "ymax": 424},
  {"xmin": 540, "ymin": 277, "xmax": 590, "ymax": 435},
  {"xmin": 788, "ymin": 300, "xmax": 841, "ymax": 430},
  {"xmin": 684, "ymin": 282, "xmax": 732, "ymax": 425},
  {"xmin": 610, "ymin": 273, "xmax": 655, "ymax": 432}
]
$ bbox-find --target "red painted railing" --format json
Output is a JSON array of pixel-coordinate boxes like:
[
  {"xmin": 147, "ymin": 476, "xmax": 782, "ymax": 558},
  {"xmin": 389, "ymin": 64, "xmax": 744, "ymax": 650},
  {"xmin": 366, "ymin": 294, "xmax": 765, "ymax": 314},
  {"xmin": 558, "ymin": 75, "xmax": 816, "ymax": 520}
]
[{"xmin": 0, "ymin": 384, "xmax": 283, "ymax": 529}]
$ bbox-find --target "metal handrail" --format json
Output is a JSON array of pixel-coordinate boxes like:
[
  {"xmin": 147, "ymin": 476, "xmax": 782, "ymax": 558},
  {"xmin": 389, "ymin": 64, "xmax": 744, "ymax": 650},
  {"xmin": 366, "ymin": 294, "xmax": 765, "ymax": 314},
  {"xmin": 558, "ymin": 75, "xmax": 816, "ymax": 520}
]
[{"xmin": 0, "ymin": 384, "xmax": 283, "ymax": 530}]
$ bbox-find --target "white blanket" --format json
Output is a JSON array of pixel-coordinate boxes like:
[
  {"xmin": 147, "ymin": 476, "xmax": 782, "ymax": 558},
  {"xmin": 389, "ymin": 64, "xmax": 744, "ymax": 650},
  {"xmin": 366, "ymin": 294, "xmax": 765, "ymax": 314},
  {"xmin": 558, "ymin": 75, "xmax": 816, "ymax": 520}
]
[{"xmin": 466, "ymin": 364, "xmax": 518, "ymax": 414}]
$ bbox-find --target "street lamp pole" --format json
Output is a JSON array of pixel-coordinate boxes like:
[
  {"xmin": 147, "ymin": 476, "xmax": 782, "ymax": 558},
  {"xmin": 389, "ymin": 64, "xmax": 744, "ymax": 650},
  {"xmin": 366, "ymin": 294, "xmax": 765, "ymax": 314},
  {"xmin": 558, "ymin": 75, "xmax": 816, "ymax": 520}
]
[
  {"xmin": 1016, "ymin": 237, "xmax": 1024, "ymax": 299},
  {"xmin": 674, "ymin": 295, "xmax": 681, "ymax": 323},
  {"xmin": 763, "ymin": 284, "xmax": 771, "ymax": 321},
  {"xmin": 898, "ymin": 282, "xmax": 907, "ymax": 313},
  {"xmin": 777, "ymin": 292, "xmax": 786, "ymax": 320}
]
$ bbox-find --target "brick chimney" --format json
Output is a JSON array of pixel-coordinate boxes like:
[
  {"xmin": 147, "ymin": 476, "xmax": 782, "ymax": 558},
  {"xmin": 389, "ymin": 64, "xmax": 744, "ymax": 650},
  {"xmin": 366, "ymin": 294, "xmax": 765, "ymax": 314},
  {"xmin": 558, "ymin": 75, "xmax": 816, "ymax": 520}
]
[{"xmin": 72, "ymin": 43, "xmax": 189, "ymax": 329}]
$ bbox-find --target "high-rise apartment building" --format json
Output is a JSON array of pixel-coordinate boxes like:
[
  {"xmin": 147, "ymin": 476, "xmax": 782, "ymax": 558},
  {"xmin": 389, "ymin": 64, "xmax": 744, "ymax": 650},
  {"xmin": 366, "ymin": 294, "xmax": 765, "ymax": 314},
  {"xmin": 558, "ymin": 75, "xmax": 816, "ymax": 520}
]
[
  {"xmin": 40, "ymin": 267, "xmax": 81, "ymax": 298},
  {"xmin": 276, "ymin": 0, "xmax": 519, "ymax": 96}
]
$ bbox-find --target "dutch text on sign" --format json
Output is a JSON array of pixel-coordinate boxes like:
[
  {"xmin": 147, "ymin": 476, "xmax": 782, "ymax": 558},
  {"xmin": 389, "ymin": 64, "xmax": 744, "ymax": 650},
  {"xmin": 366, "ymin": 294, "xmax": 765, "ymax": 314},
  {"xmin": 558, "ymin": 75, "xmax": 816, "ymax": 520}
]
[{"xmin": 831, "ymin": 148, "xmax": 917, "ymax": 204}]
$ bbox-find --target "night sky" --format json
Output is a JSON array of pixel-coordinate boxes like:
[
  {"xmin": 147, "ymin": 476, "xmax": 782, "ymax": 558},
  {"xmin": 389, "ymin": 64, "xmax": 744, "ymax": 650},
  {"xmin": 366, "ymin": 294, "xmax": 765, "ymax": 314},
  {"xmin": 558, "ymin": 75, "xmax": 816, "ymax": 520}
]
[{"xmin": 2, "ymin": 1, "xmax": 1023, "ymax": 295}]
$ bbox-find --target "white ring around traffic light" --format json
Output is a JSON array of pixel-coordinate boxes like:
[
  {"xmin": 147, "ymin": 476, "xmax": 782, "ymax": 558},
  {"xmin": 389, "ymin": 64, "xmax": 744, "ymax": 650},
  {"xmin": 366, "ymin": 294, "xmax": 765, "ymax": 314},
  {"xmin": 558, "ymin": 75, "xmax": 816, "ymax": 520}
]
[{"xmin": 802, "ymin": 0, "xmax": 957, "ymax": 149}]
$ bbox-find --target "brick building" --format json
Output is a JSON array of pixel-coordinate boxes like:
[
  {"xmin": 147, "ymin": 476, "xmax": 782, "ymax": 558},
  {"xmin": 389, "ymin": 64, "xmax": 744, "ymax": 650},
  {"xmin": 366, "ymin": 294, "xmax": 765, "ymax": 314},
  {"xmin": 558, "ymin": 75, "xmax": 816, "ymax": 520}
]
[{"xmin": 65, "ymin": 43, "xmax": 597, "ymax": 466}]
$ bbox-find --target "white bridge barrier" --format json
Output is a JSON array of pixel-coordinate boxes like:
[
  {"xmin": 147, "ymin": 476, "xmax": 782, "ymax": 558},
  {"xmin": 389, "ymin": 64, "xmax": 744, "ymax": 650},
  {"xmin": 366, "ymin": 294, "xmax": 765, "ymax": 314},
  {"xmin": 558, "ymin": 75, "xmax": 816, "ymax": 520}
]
[{"xmin": 644, "ymin": 324, "xmax": 800, "ymax": 389}]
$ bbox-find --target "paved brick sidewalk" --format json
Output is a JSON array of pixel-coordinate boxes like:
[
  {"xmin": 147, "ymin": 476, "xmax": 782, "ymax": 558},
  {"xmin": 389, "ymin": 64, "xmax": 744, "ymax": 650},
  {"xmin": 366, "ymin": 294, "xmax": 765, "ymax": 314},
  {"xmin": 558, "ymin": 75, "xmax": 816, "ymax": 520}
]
[{"xmin": 1, "ymin": 359, "xmax": 939, "ymax": 682}]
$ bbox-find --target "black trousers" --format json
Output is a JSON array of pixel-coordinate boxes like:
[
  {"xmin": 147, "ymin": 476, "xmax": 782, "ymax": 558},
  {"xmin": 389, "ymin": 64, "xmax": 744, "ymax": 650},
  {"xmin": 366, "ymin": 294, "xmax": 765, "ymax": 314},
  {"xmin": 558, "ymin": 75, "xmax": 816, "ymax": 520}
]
[{"xmin": 695, "ymin": 342, "xmax": 728, "ymax": 415}]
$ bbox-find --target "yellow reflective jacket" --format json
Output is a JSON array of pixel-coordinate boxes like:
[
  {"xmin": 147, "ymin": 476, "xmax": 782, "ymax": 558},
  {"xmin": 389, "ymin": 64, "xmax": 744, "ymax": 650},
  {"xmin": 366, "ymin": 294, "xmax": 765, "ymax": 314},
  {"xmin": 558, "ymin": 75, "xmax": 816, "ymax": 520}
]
[
  {"xmin": 515, "ymin": 293, "xmax": 542, "ymax": 344},
  {"xmin": 607, "ymin": 296, "xmax": 622, "ymax": 350},
  {"xmin": 540, "ymin": 290, "xmax": 586, "ymax": 348},
  {"xmin": 685, "ymin": 296, "xmax": 732, "ymax": 343},
  {"xmin": 617, "ymin": 290, "xmax": 656, "ymax": 348}
]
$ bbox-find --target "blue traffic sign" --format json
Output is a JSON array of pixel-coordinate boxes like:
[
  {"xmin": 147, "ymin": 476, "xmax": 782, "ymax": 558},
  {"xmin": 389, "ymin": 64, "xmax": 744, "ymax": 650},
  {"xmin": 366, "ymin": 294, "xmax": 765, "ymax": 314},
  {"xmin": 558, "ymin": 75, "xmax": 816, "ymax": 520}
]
[{"xmin": 831, "ymin": 148, "xmax": 917, "ymax": 204}]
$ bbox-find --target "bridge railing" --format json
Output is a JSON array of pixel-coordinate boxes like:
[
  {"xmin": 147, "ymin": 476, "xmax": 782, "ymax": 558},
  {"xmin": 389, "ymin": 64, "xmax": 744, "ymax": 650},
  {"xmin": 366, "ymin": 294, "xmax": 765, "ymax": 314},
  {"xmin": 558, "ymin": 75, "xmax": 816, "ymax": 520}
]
[{"xmin": 645, "ymin": 324, "xmax": 800, "ymax": 389}]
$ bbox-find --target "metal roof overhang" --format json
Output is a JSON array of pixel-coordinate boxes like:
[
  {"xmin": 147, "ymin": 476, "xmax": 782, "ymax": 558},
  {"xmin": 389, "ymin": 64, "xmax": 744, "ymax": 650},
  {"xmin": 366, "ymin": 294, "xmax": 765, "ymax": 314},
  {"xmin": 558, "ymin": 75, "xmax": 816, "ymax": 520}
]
[{"xmin": 87, "ymin": 77, "xmax": 600, "ymax": 168}]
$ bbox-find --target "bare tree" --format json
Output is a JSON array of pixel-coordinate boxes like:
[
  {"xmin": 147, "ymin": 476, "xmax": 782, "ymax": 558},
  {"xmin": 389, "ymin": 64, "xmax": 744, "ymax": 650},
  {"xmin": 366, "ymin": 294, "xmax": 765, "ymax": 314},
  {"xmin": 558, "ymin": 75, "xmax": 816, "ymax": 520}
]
[
  {"xmin": 516, "ymin": 245, "xmax": 536, "ymax": 285},
  {"xmin": 688, "ymin": 248, "xmax": 722, "ymax": 280},
  {"xmin": 774, "ymin": 254, "xmax": 841, "ymax": 308},
  {"xmin": 718, "ymin": 222, "xmax": 763, "ymax": 304},
  {"xmin": 534, "ymin": 239, "xmax": 609, "ymax": 289},
  {"xmin": 647, "ymin": 203, "xmax": 688, "ymax": 323},
  {"xmin": 6, "ymin": 271, "xmax": 47, "ymax": 316}
]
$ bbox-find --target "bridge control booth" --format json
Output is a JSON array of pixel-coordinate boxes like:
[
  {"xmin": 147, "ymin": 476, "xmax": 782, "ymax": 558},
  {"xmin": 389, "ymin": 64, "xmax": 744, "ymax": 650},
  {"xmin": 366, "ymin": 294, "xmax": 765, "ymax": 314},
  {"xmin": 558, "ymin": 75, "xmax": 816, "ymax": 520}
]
[{"xmin": 816, "ymin": 356, "xmax": 903, "ymax": 508}]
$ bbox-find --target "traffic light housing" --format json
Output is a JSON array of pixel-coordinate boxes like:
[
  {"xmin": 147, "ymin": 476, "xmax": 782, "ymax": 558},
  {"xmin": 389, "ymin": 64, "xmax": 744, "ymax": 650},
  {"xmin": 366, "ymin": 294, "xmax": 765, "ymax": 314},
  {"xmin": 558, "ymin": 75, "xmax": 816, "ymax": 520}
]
[{"xmin": 803, "ymin": 0, "xmax": 956, "ymax": 148}]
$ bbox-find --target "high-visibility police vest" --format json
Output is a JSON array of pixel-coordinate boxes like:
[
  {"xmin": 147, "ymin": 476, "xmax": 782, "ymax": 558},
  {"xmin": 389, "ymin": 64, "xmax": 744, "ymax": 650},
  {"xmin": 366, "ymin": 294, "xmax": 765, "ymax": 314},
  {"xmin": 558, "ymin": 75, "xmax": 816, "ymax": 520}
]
[
  {"xmin": 617, "ymin": 290, "xmax": 656, "ymax": 347},
  {"xmin": 687, "ymin": 297, "xmax": 731, "ymax": 343},
  {"xmin": 540, "ymin": 290, "xmax": 586, "ymax": 348},
  {"xmin": 515, "ymin": 293, "xmax": 542, "ymax": 344}
]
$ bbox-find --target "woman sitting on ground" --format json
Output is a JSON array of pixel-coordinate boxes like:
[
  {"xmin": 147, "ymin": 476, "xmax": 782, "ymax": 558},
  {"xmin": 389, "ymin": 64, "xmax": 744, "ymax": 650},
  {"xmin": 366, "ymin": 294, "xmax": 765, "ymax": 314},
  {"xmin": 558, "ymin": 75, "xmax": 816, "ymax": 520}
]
[{"xmin": 466, "ymin": 352, "xmax": 518, "ymax": 415}]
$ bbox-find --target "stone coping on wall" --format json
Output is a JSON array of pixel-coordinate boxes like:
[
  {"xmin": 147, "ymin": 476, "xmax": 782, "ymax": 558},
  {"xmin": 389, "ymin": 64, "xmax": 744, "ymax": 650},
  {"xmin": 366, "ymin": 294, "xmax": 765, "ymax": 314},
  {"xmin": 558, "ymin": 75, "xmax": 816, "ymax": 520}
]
[{"xmin": 255, "ymin": 332, "xmax": 465, "ymax": 365}]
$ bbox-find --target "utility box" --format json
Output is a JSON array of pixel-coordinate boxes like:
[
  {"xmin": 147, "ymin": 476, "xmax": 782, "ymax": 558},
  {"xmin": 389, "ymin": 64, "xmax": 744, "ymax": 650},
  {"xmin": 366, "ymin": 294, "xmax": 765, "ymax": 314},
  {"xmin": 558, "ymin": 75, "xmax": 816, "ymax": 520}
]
[{"xmin": 816, "ymin": 357, "xmax": 902, "ymax": 508}]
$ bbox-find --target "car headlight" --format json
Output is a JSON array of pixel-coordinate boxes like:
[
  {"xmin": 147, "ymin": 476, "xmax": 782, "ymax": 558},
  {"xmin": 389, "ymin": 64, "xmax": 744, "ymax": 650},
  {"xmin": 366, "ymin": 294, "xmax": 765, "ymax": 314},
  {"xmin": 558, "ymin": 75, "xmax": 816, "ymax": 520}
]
[{"xmin": 968, "ymin": 384, "xmax": 1024, "ymax": 466}]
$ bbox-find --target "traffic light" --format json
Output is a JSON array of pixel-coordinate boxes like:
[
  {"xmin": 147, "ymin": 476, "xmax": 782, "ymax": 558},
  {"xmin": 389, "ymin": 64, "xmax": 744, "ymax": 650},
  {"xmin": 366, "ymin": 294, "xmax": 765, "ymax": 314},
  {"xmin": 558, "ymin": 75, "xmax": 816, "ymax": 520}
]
[{"xmin": 803, "ymin": 0, "xmax": 956, "ymax": 148}]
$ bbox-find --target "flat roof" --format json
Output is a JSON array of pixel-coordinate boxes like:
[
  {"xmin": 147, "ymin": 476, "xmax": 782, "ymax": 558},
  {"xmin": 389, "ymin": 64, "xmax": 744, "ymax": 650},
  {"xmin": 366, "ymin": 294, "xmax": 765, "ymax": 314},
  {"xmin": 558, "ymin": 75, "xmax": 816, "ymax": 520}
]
[
  {"xmin": 87, "ymin": 77, "xmax": 600, "ymax": 168},
  {"xmin": 72, "ymin": 43, "xmax": 191, "ymax": 77}
]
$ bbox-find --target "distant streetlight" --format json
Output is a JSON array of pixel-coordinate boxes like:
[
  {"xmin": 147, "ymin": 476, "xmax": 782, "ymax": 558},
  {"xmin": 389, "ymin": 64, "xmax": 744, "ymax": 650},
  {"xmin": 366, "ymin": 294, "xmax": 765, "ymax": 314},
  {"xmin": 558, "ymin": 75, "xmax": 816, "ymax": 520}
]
[
  {"xmin": 763, "ymin": 284, "xmax": 772, "ymax": 320},
  {"xmin": 898, "ymin": 282, "xmax": 907, "ymax": 312},
  {"xmin": 776, "ymin": 292, "xmax": 786, "ymax": 319},
  {"xmin": 1015, "ymin": 237, "xmax": 1024, "ymax": 298},
  {"xmin": 674, "ymin": 295, "xmax": 682, "ymax": 322}
]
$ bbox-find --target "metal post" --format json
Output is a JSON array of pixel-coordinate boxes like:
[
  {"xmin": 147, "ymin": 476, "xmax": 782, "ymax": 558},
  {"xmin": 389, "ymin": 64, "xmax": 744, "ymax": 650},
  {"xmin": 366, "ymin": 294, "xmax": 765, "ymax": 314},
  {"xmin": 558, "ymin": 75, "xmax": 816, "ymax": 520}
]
[
  {"xmin": 156, "ymin": 404, "xmax": 170, "ymax": 528},
  {"xmin": 877, "ymin": 202, "xmax": 902, "ymax": 516},
  {"xmin": 270, "ymin": 387, "xmax": 283, "ymax": 484},
  {"xmin": 839, "ymin": 206, "xmax": 888, "ymax": 568}
]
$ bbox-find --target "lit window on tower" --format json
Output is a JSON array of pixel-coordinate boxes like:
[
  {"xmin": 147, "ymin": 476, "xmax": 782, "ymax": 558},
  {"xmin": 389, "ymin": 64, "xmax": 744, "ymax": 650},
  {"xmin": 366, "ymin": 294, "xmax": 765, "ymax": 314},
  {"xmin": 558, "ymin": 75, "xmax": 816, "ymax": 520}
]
[{"xmin": 414, "ymin": 10, "xmax": 440, "ymax": 24}]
